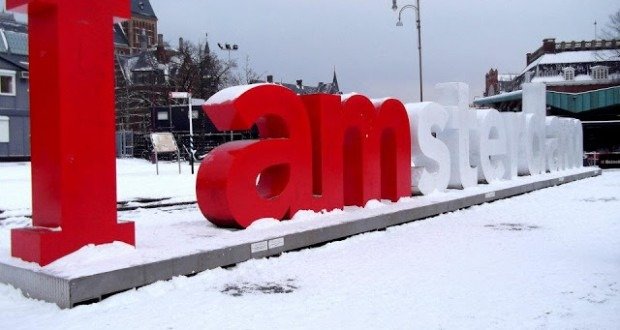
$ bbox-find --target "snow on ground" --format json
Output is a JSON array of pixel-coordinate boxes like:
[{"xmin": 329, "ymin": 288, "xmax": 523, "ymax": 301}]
[
  {"xmin": 0, "ymin": 159, "xmax": 197, "ymax": 215},
  {"xmin": 0, "ymin": 161, "xmax": 618, "ymax": 329}
]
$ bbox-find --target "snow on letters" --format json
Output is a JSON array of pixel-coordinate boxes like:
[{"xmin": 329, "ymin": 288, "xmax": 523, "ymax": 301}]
[
  {"xmin": 198, "ymin": 82, "xmax": 584, "ymax": 228},
  {"xmin": 407, "ymin": 82, "xmax": 582, "ymax": 195}
]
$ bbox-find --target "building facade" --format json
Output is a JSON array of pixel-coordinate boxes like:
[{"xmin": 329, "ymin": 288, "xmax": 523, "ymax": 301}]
[
  {"xmin": 484, "ymin": 38, "xmax": 620, "ymax": 96},
  {"xmin": 0, "ymin": 12, "xmax": 29, "ymax": 160},
  {"xmin": 476, "ymin": 38, "xmax": 620, "ymax": 155},
  {"xmin": 0, "ymin": 1, "xmax": 158, "ymax": 160},
  {"xmin": 115, "ymin": 0, "xmax": 158, "ymax": 54},
  {"xmin": 484, "ymin": 69, "xmax": 517, "ymax": 97}
]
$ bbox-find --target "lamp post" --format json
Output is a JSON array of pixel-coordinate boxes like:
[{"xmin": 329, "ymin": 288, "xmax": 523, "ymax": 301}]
[
  {"xmin": 393, "ymin": 0, "xmax": 423, "ymax": 102},
  {"xmin": 217, "ymin": 42, "xmax": 239, "ymax": 141},
  {"xmin": 217, "ymin": 42, "xmax": 239, "ymax": 62}
]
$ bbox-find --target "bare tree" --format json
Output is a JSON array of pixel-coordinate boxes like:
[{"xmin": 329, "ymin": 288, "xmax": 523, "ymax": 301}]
[
  {"xmin": 165, "ymin": 40, "xmax": 238, "ymax": 101},
  {"xmin": 603, "ymin": 9, "xmax": 620, "ymax": 40},
  {"xmin": 231, "ymin": 55, "xmax": 263, "ymax": 85},
  {"xmin": 115, "ymin": 36, "xmax": 261, "ymax": 157}
]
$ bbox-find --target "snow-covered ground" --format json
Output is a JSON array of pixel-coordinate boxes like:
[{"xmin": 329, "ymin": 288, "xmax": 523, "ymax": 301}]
[
  {"xmin": 0, "ymin": 160, "xmax": 618, "ymax": 329},
  {"xmin": 0, "ymin": 159, "xmax": 198, "ymax": 215}
]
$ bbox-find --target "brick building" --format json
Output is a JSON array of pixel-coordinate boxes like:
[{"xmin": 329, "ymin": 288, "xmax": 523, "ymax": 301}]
[
  {"xmin": 483, "ymin": 38, "xmax": 620, "ymax": 96},
  {"xmin": 475, "ymin": 38, "xmax": 620, "ymax": 156},
  {"xmin": 115, "ymin": 0, "xmax": 158, "ymax": 54},
  {"xmin": 484, "ymin": 69, "xmax": 517, "ymax": 97}
]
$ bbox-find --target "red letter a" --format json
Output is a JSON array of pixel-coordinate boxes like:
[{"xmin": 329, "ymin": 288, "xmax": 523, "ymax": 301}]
[{"xmin": 197, "ymin": 85, "xmax": 312, "ymax": 228}]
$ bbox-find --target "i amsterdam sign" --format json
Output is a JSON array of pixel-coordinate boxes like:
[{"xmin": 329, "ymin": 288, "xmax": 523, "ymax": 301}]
[{"xmin": 7, "ymin": 0, "xmax": 583, "ymax": 266}]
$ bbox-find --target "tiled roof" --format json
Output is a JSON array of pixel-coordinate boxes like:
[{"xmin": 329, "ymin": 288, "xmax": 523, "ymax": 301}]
[
  {"xmin": 114, "ymin": 24, "xmax": 130, "ymax": 47},
  {"xmin": 3, "ymin": 30, "xmax": 28, "ymax": 56},
  {"xmin": 0, "ymin": 12, "xmax": 28, "ymax": 58},
  {"xmin": 131, "ymin": 0, "xmax": 157, "ymax": 19}
]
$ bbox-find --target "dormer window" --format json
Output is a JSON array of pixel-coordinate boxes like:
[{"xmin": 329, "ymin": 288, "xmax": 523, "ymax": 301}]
[
  {"xmin": 562, "ymin": 67, "xmax": 575, "ymax": 81},
  {"xmin": 591, "ymin": 65, "xmax": 609, "ymax": 80}
]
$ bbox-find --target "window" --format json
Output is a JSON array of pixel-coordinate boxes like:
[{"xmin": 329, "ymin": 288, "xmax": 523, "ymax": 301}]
[
  {"xmin": 0, "ymin": 70, "xmax": 16, "ymax": 95},
  {"xmin": 562, "ymin": 67, "xmax": 575, "ymax": 81},
  {"xmin": 591, "ymin": 66, "xmax": 609, "ymax": 80},
  {"xmin": 157, "ymin": 111, "xmax": 169, "ymax": 120},
  {"xmin": 0, "ymin": 116, "xmax": 8, "ymax": 143}
]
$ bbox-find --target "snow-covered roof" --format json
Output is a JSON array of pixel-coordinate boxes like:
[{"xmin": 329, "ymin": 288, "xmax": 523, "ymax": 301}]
[
  {"xmin": 531, "ymin": 73, "xmax": 620, "ymax": 84},
  {"xmin": 498, "ymin": 74, "xmax": 517, "ymax": 82},
  {"xmin": 521, "ymin": 50, "xmax": 620, "ymax": 74},
  {"xmin": 473, "ymin": 89, "xmax": 523, "ymax": 105},
  {"xmin": 531, "ymin": 74, "xmax": 588, "ymax": 83}
]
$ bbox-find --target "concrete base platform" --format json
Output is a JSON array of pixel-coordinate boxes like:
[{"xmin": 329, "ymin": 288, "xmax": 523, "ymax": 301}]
[{"xmin": 0, "ymin": 168, "xmax": 602, "ymax": 308}]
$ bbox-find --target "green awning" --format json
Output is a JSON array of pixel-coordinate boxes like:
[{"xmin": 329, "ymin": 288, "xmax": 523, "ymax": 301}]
[
  {"xmin": 474, "ymin": 86, "xmax": 620, "ymax": 113},
  {"xmin": 547, "ymin": 86, "xmax": 620, "ymax": 113}
]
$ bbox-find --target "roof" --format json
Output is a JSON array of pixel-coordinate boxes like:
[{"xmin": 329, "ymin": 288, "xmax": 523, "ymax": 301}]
[
  {"xmin": 0, "ymin": 53, "xmax": 28, "ymax": 70},
  {"xmin": 521, "ymin": 50, "xmax": 620, "ymax": 74},
  {"xmin": 0, "ymin": 12, "xmax": 28, "ymax": 59},
  {"xmin": 116, "ymin": 50, "xmax": 163, "ymax": 83},
  {"xmin": 530, "ymin": 73, "xmax": 620, "ymax": 84},
  {"xmin": 0, "ymin": 12, "xmax": 27, "ymax": 33},
  {"xmin": 279, "ymin": 81, "xmax": 340, "ymax": 95},
  {"xmin": 131, "ymin": 0, "xmax": 157, "ymax": 19},
  {"xmin": 2, "ymin": 30, "xmax": 28, "ymax": 56},
  {"xmin": 251, "ymin": 70, "xmax": 341, "ymax": 95},
  {"xmin": 114, "ymin": 24, "xmax": 130, "ymax": 47},
  {"xmin": 474, "ymin": 90, "xmax": 523, "ymax": 106},
  {"xmin": 498, "ymin": 74, "xmax": 517, "ymax": 82}
]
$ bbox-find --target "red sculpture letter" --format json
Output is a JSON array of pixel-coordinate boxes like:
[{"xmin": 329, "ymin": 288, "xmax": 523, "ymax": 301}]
[
  {"xmin": 298, "ymin": 94, "xmax": 344, "ymax": 212},
  {"xmin": 341, "ymin": 95, "xmax": 412, "ymax": 206},
  {"xmin": 374, "ymin": 98, "xmax": 412, "ymax": 201},
  {"xmin": 197, "ymin": 85, "xmax": 312, "ymax": 228},
  {"xmin": 8, "ymin": 0, "xmax": 135, "ymax": 266}
]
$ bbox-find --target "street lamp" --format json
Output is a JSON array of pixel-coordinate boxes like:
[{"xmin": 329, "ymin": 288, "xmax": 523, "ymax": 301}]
[
  {"xmin": 392, "ymin": 0, "xmax": 423, "ymax": 102},
  {"xmin": 217, "ymin": 42, "xmax": 239, "ymax": 62},
  {"xmin": 217, "ymin": 42, "xmax": 239, "ymax": 141}
]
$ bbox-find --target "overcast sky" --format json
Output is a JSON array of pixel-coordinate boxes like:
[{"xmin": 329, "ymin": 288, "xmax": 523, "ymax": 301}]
[{"xmin": 5, "ymin": 0, "xmax": 619, "ymax": 103}]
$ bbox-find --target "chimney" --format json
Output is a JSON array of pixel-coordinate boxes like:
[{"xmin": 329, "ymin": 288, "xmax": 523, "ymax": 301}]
[
  {"xmin": 156, "ymin": 34, "xmax": 166, "ymax": 62},
  {"xmin": 179, "ymin": 37, "xmax": 184, "ymax": 51},
  {"xmin": 267, "ymin": 75, "xmax": 273, "ymax": 83},
  {"xmin": 542, "ymin": 38, "xmax": 556, "ymax": 53},
  {"xmin": 526, "ymin": 53, "xmax": 532, "ymax": 65}
]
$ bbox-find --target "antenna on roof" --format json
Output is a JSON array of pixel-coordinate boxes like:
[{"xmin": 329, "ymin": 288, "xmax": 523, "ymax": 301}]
[{"xmin": 594, "ymin": 21, "xmax": 597, "ymax": 40}]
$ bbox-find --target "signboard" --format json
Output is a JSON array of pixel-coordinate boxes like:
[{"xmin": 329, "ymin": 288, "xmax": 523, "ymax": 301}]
[
  {"xmin": 151, "ymin": 132, "xmax": 178, "ymax": 153},
  {"xmin": 5, "ymin": 0, "xmax": 585, "ymax": 266},
  {"xmin": 0, "ymin": 116, "xmax": 8, "ymax": 143},
  {"xmin": 196, "ymin": 83, "xmax": 584, "ymax": 229},
  {"xmin": 169, "ymin": 92, "xmax": 191, "ymax": 99}
]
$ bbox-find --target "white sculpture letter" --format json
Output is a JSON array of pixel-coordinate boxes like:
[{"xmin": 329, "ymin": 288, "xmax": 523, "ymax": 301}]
[
  {"xmin": 406, "ymin": 102, "xmax": 451, "ymax": 195},
  {"xmin": 435, "ymin": 82, "xmax": 478, "ymax": 189}
]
